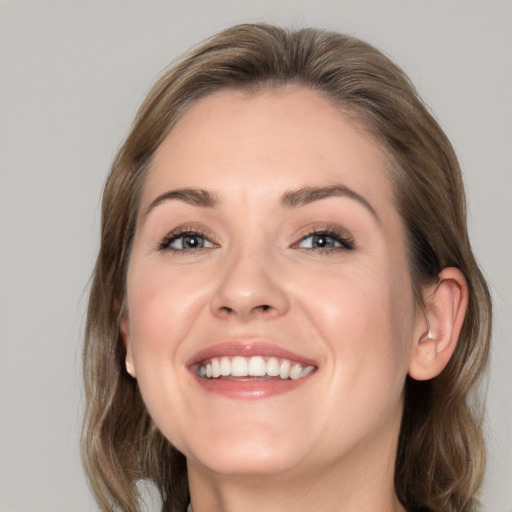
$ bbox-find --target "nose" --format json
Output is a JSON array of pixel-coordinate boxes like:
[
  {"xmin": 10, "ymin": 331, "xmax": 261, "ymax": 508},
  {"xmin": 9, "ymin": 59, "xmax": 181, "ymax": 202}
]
[{"xmin": 210, "ymin": 250, "xmax": 290, "ymax": 322}]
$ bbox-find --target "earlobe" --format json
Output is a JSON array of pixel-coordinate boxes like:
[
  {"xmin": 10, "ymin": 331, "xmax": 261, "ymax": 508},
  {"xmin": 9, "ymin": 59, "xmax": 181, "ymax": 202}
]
[
  {"xmin": 120, "ymin": 314, "xmax": 136, "ymax": 378},
  {"xmin": 125, "ymin": 359, "xmax": 136, "ymax": 378},
  {"xmin": 408, "ymin": 267, "xmax": 468, "ymax": 381}
]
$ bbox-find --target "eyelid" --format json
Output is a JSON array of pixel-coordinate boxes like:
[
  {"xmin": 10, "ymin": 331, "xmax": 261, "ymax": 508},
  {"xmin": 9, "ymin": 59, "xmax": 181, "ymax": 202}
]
[
  {"xmin": 292, "ymin": 225, "xmax": 355, "ymax": 251},
  {"xmin": 158, "ymin": 226, "xmax": 218, "ymax": 252},
  {"xmin": 156, "ymin": 223, "xmax": 354, "ymax": 253}
]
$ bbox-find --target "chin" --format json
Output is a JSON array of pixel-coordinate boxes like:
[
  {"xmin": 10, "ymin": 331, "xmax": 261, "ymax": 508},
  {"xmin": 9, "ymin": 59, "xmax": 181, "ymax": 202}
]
[
  {"xmin": 181, "ymin": 422, "xmax": 306, "ymax": 477},
  {"xmin": 191, "ymin": 450, "xmax": 302, "ymax": 479}
]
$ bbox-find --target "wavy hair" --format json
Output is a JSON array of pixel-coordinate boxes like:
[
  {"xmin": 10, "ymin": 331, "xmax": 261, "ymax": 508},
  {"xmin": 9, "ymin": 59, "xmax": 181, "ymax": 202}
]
[{"xmin": 82, "ymin": 24, "xmax": 491, "ymax": 512}]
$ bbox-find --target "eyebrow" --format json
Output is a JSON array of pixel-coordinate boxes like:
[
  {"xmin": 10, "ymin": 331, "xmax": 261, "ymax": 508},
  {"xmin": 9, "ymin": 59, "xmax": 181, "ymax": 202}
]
[
  {"xmin": 143, "ymin": 183, "xmax": 378, "ymax": 221},
  {"xmin": 144, "ymin": 188, "xmax": 218, "ymax": 217},
  {"xmin": 281, "ymin": 184, "xmax": 379, "ymax": 220}
]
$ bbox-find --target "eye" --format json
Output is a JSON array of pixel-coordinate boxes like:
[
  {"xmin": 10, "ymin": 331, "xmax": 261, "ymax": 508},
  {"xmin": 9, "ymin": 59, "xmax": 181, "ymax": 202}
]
[
  {"xmin": 159, "ymin": 230, "xmax": 215, "ymax": 251},
  {"xmin": 296, "ymin": 229, "xmax": 354, "ymax": 252}
]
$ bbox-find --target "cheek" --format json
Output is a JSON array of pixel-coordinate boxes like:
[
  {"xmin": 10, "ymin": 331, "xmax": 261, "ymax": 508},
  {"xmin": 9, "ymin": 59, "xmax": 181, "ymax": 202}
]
[
  {"xmin": 125, "ymin": 260, "xmax": 209, "ymax": 364},
  {"xmin": 124, "ymin": 261, "xmax": 210, "ymax": 445},
  {"xmin": 293, "ymin": 260, "xmax": 415, "ymax": 386}
]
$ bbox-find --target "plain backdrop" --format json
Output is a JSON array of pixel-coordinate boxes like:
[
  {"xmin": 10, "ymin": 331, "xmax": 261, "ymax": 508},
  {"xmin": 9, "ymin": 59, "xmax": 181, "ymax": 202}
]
[{"xmin": 1, "ymin": 1, "xmax": 510, "ymax": 511}]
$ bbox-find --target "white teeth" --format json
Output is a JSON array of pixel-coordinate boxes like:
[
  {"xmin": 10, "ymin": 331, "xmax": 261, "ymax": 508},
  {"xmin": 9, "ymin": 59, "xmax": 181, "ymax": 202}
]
[
  {"xmin": 231, "ymin": 356, "xmax": 248, "ymax": 377},
  {"xmin": 279, "ymin": 359, "xmax": 291, "ymax": 379},
  {"xmin": 248, "ymin": 356, "xmax": 266, "ymax": 376},
  {"xmin": 301, "ymin": 365, "xmax": 315, "ymax": 378},
  {"xmin": 289, "ymin": 364, "xmax": 302, "ymax": 380},
  {"xmin": 220, "ymin": 356, "xmax": 230, "ymax": 376},
  {"xmin": 198, "ymin": 356, "xmax": 316, "ymax": 380},
  {"xmin": 267, "ymin": 357, "xmax": 280, "ymax": 376},
  {"xmin": 211, "ymin": 358, "xmax": 221, "ymax": 378}
]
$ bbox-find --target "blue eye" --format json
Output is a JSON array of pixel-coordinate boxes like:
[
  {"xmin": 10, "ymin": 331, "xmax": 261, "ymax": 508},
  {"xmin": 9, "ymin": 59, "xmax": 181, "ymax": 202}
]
[
  {"xmin": 299, "ymin": 234, "xmax": 339, "ymax": 249},
  {"xmin": 159, "ymin": 231, "xmax": 215, "ymax": 251},
  {"xmin": 297, "ymin": 230, "xmax": 354, "ymax": 251}
]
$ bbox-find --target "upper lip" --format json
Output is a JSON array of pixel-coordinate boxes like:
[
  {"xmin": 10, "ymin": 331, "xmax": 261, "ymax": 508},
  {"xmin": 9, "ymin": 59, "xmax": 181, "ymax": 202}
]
[{"xmin": 187, "ymin": 340, "xmax": 318, "ymax": 368}]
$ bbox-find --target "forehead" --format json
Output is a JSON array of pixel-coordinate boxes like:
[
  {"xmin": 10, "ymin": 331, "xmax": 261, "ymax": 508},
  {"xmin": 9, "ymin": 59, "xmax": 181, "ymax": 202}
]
[{"xmin": 144, "ymin": 86, "xmax": 395, "ymax": 216}]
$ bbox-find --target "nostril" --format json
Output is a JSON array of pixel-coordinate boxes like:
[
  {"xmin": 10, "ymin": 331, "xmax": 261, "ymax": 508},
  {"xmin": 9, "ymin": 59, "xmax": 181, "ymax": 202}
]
[{"xmin": 258, "ymin": 305, "xmax": 271, "ymax": 312}]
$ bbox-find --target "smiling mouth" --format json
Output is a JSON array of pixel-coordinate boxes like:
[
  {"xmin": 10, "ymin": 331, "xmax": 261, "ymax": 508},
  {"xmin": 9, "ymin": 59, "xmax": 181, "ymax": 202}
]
[{"xmin": 197, "ymin": 356, "xmax": 316, "ymax": 381}]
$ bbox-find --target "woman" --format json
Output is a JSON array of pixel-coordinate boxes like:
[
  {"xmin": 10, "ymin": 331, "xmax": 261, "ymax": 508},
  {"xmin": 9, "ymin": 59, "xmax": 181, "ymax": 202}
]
[{"xmin": 82, "ymin": 24, "xmax": 491, "ymax": 512}]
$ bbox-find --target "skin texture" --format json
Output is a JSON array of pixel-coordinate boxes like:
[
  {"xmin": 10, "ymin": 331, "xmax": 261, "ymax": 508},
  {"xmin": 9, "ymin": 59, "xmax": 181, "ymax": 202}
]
[{"xmin": 122, "ymin": 87, "xmax": 467, "ymax": 512}]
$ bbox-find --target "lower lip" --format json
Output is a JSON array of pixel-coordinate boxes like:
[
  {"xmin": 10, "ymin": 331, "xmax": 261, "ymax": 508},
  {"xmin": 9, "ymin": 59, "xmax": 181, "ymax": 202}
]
[{"xmin": 192, "ymin": 374, "xmax": 312, "ymax": 400}]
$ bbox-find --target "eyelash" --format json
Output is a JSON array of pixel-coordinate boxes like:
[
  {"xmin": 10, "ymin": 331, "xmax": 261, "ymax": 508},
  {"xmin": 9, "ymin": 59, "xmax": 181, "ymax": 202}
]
[
  {"xmin": 158, "ymin": 227, "xmax": 355, "ymax": 254},
  {"xmin": 294, "ymin": 227, "xmax": 355, "ymax": 253},
  {"xmin": 158, "ymin": 228, "xmax": 215, "ymax": 252}
]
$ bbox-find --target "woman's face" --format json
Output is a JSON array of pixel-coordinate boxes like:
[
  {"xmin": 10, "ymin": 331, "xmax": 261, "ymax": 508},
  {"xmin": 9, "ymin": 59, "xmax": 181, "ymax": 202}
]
[{"xmin": 123, "ymin": 87, "xmax": 425, "ymax": 480}]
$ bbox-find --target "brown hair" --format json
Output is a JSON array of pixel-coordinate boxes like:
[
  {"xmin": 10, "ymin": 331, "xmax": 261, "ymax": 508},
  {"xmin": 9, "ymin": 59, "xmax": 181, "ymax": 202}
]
[{"xmin": 82, "ymin": 24, "xmax": 491, "ymax": 512}]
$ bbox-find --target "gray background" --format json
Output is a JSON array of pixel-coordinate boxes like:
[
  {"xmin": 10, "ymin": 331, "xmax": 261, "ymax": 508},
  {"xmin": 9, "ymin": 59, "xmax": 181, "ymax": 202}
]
[{"xmin": 1, "ymin": 1, "xmax": 510, "ymax": 511}]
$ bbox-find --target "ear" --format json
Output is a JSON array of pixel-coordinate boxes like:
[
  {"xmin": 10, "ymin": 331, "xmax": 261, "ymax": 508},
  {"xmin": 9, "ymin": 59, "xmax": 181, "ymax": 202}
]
[
  {"xmin": 408, "ymin": 267, "xmax": 468, "ymax": 381},
  {"xmin": 120, "ymin": 310, "xmax": 136, "ymax": 378}
]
